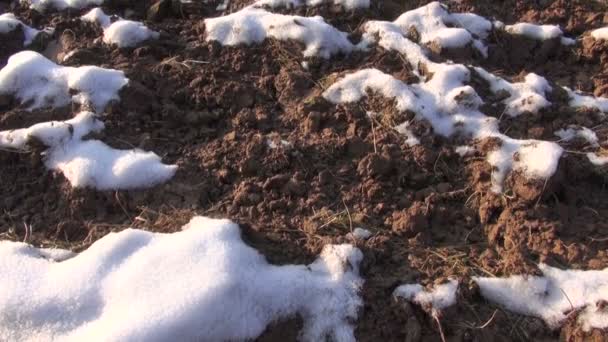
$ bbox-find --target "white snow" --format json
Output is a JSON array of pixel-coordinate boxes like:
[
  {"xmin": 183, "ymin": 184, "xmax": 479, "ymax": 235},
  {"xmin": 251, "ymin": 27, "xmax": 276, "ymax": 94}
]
[
  {"xmin": 253, "ymin": 0, "xmax": 369, "ymax": 10},
  {"xmin": 23, "ymin": 0, "xmax": 104, "ymax": 11},
  {"xmin": 0, "ymin": 13, "xmax": 44, "ymax": 46},
  {"xmin": 591, "ymin": 27, "xmax": 608, "ymax": 41},
  {"xmin": 555, "ymin": 127, "xmax": 599, "ymax": 147},
  {"xmin": 567, "ymin": 88, "xmax": 608, "ymax": 113},
  {"xmin": 505, "ymin": 23, "xmax": 563, "ymax": 40},
  {"xmin": 351, "ymin": 227, "xmax": 372, "ymax": 240},
  {"xmin": 394, "ymin": 121, "xmax": 420, "ymax": 146},
  {"xmin": 82, "ymin": 8, "xmax": 159, "ymax": 48},
  {"xmin": 587, "ymin": 152, "xmax": 608, "ymax": 166},
  {"xmin": 322, "ymin": 5, "xmax": 601, "ymax": 192},
  {"xmin": 474, "ymin": 68, "xmax": 552, "ymax": 117},
  {"xmin": 0, "ymin": 216, "xmax": 364, "ymax": 341},
  {"xmin": 475, "ymin": 264, "xmax": 608, "ymax": 331},
  {"xmin": 0, "ymin": 112, "xmax": 177, "ymax": 190},
  {"xmin": 389, "ymin": 2, "xmax": 491, "ymax": 56},
  {"xmin": 394, "ymin": 279, "xmax": 458, "ymax": 313},
  {"xmin": 455, "ymin": 145, "xmax": 475, "ymax": 156},
  {"xmin": 0, "ymin": 51, "xmax": 127, "ymax": 112},
  {"xmin": 204, "ymin": 8, "xmax": 354, "ymax": 58}
]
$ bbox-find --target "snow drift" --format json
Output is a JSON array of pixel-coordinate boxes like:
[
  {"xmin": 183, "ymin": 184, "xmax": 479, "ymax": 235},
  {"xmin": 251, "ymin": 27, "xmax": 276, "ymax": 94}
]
[
  {"xmin": 0, "ymin": 216, "xmax": 364, "ymax": 342},
  {"xmin": 0, "ymin": 51, "xmax": 127, "ymax": 112}
]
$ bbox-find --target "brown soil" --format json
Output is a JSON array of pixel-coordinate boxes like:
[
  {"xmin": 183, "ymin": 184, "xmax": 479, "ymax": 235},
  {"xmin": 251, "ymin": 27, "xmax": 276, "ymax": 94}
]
[{"xmin": 1, "ymin": 0, "xmax": 608, "ymax": 341}]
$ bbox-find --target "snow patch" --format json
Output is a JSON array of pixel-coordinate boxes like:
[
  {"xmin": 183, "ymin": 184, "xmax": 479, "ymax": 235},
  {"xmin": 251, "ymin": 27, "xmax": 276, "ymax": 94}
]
[
  {"xmin": 455, "ymin": 145, "xmax": 475, "ymax": 156},
  {"xmin": 325, "ymin": 7, "xmax": 578, "ymax": 193},
  {"xmin": 587, "ymin": 152, "xmax": 608, "ymax": 166},
  {"xmin": 82, "ymin": 8, "xmax": 159, "ymax": 48},
  {"xmin": 555, "ymin": 127, "xmax": 599, "ymax": 147},
  {"xmin": 23, "ymin": 0, "xmax": 104, "ymax": 11},
  {"xmin": 475, "ymin": 264, "xmax": 608, "ymax": 331},
  {"xmin": 0, "ymin": 51, "xmax": 127, "ymax": 112},
  {"xmin": 0, "ymin": 216, "xmax": 364, "ymax": 341},
  {"xmin": 389, "ymin": 2, "xmax": 491, "ymax": 56},
  {"xmin": 0, "ymin": 112, "xmax": 176, "ymax": 190},
  {"xmin": 591, "ymin": 27, "xmax": 608, "ymax": 41},
  {"xmin": 204, "ymin": 8, "xmax": 354, "ymax": 58},
  {"xmin": 505, "ymin": 23, "xmax": 563, "ymax": 40},
  {"xmin": 253, "ymin": 0, "xmax": 369, "ymax": 10},
  {"xmin": 394, "ymin": 279, "xmax": 458, "ymax": 313},
  {"xmin": 0, "ymin": 13, "xmax": 46, "ymax": 46},
  {"xmin": 350, "ymin": 227, "xmax": 372, "ymax": 240},
  {"xmin": 567, "ymin": 88, "xmax": 608, "ymax": 113},
  {"xmin": 474, "ymin": 68, "xmax": 552, "ymax": 117}
]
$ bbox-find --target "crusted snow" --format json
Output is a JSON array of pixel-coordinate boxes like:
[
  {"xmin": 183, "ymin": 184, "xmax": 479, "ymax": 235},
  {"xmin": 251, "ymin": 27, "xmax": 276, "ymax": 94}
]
[
  {"xmin": 0, "ymin": 216, "xmax": 364, "ymax": 341},
  {"xmin": 0, "ymin": 13, "xmax": 43, "ymax": 46},
  {"xmin": 555, "ymin": 127, "xmax": 599, "ymax": 147},
  {"xmin": 591, "ymin": 27, "xmax": 608, "ymax": 40},
  {"xmin": 82, "ymin": 8, "xmax": 159, "ymax": 48},
  {"xmin": 475, "ymin": 264, "xmax": 608, "ymax": 331},
  {"xmin": 205, "ymin": 8, "xmax": 353, "ymax": 58},
  {"xmin": 394, "ymin": 279, "xmax": 458, "ymax": 313},
  {"xmin": 505, "ymin": 23, "xmax": 563, "ymax": 40},
  {"xmin": 0, "ymin": 112, "xmax": 177, "ymax": 190},
  {"xmin": 253, "ymin": 0, "xmax": 369, "ymax": 10},
  {"xmin": 22, "ymin": 0, "xmax": 104, "ymax": 11},
  {"xmin": 0, "ymin": 51, "xmax": 127, "ymax": 112},
  {"xmin": 474, "ymin": 68, "xmax": 552, "ymax": 117}
]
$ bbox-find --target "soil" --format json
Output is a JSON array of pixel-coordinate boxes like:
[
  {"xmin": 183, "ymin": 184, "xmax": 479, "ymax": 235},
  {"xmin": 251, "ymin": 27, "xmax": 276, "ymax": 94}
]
[{"xmin": 1, "ymin": 0, "xmax": 608, "ymax": 341}]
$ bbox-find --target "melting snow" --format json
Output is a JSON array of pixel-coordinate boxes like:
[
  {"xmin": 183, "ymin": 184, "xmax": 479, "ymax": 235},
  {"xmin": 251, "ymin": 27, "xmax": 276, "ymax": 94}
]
[
  {"xmin": 204, "ymin": 8, "xmax": 354, "ymax": 58},
  {"xmin": 567, "ymin": 88, "xmax": 608, "ymax": 113},
  {"xmin": 350, "ymin": 227, "xmax": 372, "ymax": 240},
  {"xmin": 474, "ymin": 68, "xmax": 552, "ymax": 117},
  {"xmin": 455, "ymin": 145, "xmax": 475, "ymax": 156},
  {"xmin": 253, "ymin": 0, "xmax": 369, "ymax": 10},
  {"xmin": 475, "ymin": 264, "xmax": 608, "ymax": 331},
  {"xmin": 505, "ymin": 23, "xmax": 564, "ymax": 40},
  {"xmin": 0, "ymin": 51, "xmax": 127, "ymax": 112},
  {"xmin": 587, "ymin": 152, "xmax": 608, "ymax": 166},
  {"xmin": 23, "ymin": 0, "xmax": 104, "ymax": 11},
  {"xmin": 82, "ymin": 8, "xmax": 159, "ymax": 48},
  {"xmin": 394, "ymin": 279, "xmax": 458, "ymax": 313},
  {"xmin": 321, "ymin": 2, "xmax": 608, "ymax": 192},
  {"xmin": 388, "ymin": 2, "xmax": 491, "ymax": 56},
  {"xmin": 0, "ymin": 216, "xmax": 363, "ymax": 341},
  {"xmin": 0, "ymin": 112, "xmax": 176, "ymax": 190},
  {"xmin": 0, "ymin": 13, "xmax": 48, "ymax": 46},
  {"xmin": 555, "ymin": 127, "xmax": 600, "ymax": 147}
]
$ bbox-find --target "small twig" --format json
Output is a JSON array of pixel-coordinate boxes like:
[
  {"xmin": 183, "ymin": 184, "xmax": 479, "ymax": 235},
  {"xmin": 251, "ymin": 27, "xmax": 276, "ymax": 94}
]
[
  {"xmin": 560, "ymin": 288, "xmax": 576, "ymax": 317},
  {"xmin": 588, "ymin": 236, "xmax": 608, "ymax": 242},
  {"xmin": 476, "ymin": 309, "xmax": 498, "ymax": 329},
  {"xmin": 534, "ymin": 177, "xmax": 549, "ymax": 207},
  {"xmin": 432, "ymin": 311, "xmax": 447, "ymax": 342},
  {"xmin": 23, "ymin": 221, "xmax": 31, "ymax": 243},
  {"xmin": 370, "ymin": 115, "xmax": 378, "ymax": 154},
  {"xmin": 342, "ymin": 198, "xmax": 353, "ymax": 234}
]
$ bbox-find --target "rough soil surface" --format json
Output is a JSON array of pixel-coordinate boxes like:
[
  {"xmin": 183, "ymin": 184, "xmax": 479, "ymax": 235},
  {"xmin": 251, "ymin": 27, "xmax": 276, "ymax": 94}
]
[{"xmin": 1, "ymin": 0, "xmax": 608, "ymax": 341}]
